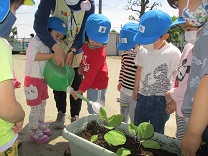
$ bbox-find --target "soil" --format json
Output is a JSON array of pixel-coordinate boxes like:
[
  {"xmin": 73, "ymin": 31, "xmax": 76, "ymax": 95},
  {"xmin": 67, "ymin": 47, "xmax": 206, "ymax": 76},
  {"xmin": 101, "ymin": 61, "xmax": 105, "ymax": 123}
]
[{"xmin": 80, "ymin": 120, "xmax": 178, "ymax": 156}]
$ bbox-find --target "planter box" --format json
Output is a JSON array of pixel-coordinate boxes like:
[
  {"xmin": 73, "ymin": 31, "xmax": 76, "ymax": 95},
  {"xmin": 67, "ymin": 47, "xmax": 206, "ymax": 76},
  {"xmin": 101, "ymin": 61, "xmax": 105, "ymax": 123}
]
[{"xmin": 62, "ymin": 114, "xmax": 182, "ymax": 156}]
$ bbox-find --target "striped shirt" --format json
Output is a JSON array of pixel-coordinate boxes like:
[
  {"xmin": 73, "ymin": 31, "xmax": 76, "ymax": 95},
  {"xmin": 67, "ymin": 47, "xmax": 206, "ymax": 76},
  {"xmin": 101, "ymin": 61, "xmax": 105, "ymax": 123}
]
[{"xmin": 119, "ymin": 49, "xmax": 137, "ymax": 96}]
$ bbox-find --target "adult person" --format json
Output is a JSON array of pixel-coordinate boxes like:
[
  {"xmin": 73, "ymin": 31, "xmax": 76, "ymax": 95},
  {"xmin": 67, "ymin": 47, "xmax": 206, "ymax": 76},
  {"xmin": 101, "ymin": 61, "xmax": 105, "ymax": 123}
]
[
  {"xmin": 34, "ymin": 0, "xmax": 95, "ymax": 128},
  {"xmin": 0, "ymin": 0, "xmax": 35, "ymax": 155}
]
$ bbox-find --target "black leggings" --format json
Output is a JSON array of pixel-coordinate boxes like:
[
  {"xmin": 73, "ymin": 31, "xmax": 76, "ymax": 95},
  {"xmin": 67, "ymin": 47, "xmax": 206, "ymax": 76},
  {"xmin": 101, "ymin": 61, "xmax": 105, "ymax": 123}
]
[{"xmin": 53, "ymin": 67, "xmax": 82, "ymax": 117}]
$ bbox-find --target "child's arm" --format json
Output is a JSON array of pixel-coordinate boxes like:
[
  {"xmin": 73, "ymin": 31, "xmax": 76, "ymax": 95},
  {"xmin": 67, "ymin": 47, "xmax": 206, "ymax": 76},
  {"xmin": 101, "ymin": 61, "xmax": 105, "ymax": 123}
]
[
  {"xmin": 132, "ymin": 65, "xmax": 142, "ymax": 101},
  {"xmin": 181, "ymin": 75, "xmax": 208, "ymax": 155},
  {"xmin": 0, "ymin": 79, "xmax": 25, "ymax": 123},
  {"xmin": 34, "ymin": 52, "xmax": 54, "ymax": 61}
]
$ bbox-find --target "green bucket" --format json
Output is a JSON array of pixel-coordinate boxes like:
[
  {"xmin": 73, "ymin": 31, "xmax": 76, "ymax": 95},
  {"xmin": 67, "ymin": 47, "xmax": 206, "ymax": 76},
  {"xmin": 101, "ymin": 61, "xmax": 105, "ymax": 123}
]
[{"xmin": 43, "ymin": 59, "xmax": 75, "ymax": 91}]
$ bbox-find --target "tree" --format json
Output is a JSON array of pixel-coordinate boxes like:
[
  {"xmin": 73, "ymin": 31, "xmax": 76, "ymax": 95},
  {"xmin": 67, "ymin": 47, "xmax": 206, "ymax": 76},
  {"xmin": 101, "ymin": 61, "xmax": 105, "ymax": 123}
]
[
  {"xmin": 7, "ymin": 26, "xmax": 18, "ymax": 41},
  {"xmin": 125, "ymin": 0, "xmax": 161, "ymax": 21},
  {"xmin": 167, "ymin": 16, "xmax": 185, "ymax": 44}
]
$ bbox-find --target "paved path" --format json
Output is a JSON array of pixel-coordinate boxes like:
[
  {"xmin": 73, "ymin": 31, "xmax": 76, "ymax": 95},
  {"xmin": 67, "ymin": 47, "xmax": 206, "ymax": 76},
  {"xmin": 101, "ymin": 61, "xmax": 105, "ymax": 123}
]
[{"xmin": 13, "ymin": 54, "xmax": 176, "ymax": 156}]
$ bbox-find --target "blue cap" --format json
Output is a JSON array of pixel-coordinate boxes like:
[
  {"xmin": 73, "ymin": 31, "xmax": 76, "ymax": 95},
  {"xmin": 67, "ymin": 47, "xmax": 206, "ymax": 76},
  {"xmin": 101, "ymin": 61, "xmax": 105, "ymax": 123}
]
[
  {"xmin": 47, "ymin": 17, "xmax": 67, "ymax": 35},
  {"xmin": 170, "ymin": 17, "xmax": 186, "ymax": 27},
  {"xmin": 134, "ymin": 10, "xmax": 172, "ymax": 45},
  {"xmin": 84, "ymin": 14, "xmax": 111, "ymax": 43},
  {"xmin": 0, "ymin": 0, "xmax": 10, "ymax": 23},
  {"xmin": 118, "ymin": 22, "xmax": 139, "ymax": 50},
  {"xmin": 0, "ymin": 0, "xmax": 35, "ymax": 23}
]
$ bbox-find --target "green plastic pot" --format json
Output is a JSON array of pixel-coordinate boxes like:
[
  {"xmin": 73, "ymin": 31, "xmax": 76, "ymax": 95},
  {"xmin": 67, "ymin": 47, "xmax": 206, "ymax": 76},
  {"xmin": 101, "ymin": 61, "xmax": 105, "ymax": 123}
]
[{"xmin": 43, "ymin": 59, "xmax": 75, "ymax": 91}]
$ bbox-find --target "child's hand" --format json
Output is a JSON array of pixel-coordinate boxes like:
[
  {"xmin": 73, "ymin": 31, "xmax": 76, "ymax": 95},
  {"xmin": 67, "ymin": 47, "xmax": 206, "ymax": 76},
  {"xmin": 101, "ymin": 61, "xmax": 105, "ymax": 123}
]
[
  {"xmin": 13, "ymin": 120, "xmax": 24, "ymax": 133},
  {"xmin": 166, "ymin": 100, "xmax": 176, "ymax": 114},
  {"xmin": 132, "ymin": 90, "xmax": 138, "ymax": 101},
  {"xmin": 117, "ymin": 83, "xmax": 121, "ymax": 91},
  {"xmin": 14, "ymin": 81, "xmax": 21, "ymax": 89},
  {"xmin": 71, "ymin": 90, "xmax": 83, "ymax": 100},
  {"xmin": 77, "ymin": 65, "xmax": 83, "ymax": 75},
  {"xmin": 165, "ymin": 90, "xmax": 173, "ymax": 104}
]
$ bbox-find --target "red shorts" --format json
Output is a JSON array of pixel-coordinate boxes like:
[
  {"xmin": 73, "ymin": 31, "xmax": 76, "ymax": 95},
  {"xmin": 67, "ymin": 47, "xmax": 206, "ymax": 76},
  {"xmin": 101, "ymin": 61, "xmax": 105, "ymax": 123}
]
[{"xmin": 24, "ymin": 76, "xmax": 49, "ymax": 106}]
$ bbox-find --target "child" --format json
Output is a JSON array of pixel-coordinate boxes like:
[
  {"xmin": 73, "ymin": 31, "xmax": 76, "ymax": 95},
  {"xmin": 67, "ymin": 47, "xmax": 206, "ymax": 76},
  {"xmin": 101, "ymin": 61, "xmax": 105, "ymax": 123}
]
[
  {"xmin": 167, "ymin": 0, "xmax": 208, "ymax": 155},
  {"xmin": 0, "ymin": 0, "xmax": 34, "ymax": 155},
  {"xmin": 132, "ymin": 10, "xmax": 181, "ymax": 134},
  {"xmin": 117, "ymin": 22, "xmax": 140, "ymax": 123},
  {"xmin": 71, "ymin": 14, "xmax": 111, "ymax": 114},
  {"xmin": 165, "ymin": 17, "xmax": 197, "ymax": 140},
  {"xmin": 24, "ymin": 16, "xmax": 67, "ymax": 143}
]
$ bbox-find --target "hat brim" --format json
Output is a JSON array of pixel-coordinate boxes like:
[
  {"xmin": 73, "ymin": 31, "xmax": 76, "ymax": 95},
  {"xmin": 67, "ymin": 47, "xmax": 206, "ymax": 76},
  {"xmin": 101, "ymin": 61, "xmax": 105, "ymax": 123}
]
[
  {"xmin": 133, "ymin": 31, "xmax": 160, "ymax": 45},
  {"xmin": 87, "ymin": 31, "xmax": 108, "ymax": 44},
  {"xmin": 117, "ymin": 42, "xmax": 136, "ymax": 51},
  {"xmin": 170, "ymin": 17, "xmax": 186, "ymax": 27},
  {"xmin": 0, "ymin": 0, "xmax": 10, "ymax": 23}
]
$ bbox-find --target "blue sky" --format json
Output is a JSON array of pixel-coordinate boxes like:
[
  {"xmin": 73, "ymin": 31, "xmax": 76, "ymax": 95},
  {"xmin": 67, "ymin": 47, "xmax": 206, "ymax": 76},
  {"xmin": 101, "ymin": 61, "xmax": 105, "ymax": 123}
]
[{"xmin": 16, "ymin": 0, "xmax": 178, "ymax": 38}]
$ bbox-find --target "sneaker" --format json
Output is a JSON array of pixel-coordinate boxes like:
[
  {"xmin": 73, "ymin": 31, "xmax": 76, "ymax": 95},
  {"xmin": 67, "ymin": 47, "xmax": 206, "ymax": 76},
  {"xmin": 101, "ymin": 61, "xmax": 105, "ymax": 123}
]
[
  {"xmin": 54, "ymin": 111, "xmax": 66, "ymax": 129},
  {"xmin": 71, "ymin": 115, "xmax": 79, "ymax": 123},
  {"xmin": 64, "ymin": 146, "xmax": 71, "ymax": 156},
  {"xmin": 29, "ymin": 129, "xmax": 49, "ymax": 144},
  {"xmin": 39, "ymin": 122, "xmax": 52, "ymax": 136}
]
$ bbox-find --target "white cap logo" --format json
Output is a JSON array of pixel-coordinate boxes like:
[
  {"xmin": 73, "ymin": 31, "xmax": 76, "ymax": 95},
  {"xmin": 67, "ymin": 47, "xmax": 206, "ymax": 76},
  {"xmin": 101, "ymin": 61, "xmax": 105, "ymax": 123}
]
[
  {"xmin": 139, "ymin": 24, "xmax": 145, "ymax": 33},
  {"xmin": 98, "ymin": 26, "xmax": 106, "ymax": 33},
  {"xmin": 121, "ymin": 38, "xmax": 127, "ymax": 43}
]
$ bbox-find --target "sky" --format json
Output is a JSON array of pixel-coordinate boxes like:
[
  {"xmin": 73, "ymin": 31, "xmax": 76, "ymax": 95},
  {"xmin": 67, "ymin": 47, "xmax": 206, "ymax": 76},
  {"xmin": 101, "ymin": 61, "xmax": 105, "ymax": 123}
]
[{"xmin": 15, "ymin": 0, "xmax": 179, "ymax": 38}]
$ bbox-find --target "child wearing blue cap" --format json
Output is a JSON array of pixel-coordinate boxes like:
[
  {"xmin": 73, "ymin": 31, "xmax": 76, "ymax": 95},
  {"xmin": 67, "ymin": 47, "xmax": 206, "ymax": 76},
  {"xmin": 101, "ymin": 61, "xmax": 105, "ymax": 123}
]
[
  {"xmin": 71, "ymin": 14, "xmax": 111, "ymax": 114},
  {"xmin": 132, "ymin": 10, "xmax": 181, "ymax": 134},
  {"xmin": 117, "ymin": 22, "xmax": 140, "ymax": 123},
  {"xmin": 24, "ymin": 16, "xmax": 67, "ymax": 144},
  {"xmin": 0, "ymin": 0, "xmax": 34, "ymax": 155}
]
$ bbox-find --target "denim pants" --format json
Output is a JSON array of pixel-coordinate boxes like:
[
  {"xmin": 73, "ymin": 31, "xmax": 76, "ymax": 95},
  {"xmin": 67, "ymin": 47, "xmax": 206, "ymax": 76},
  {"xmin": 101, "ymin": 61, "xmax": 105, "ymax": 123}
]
[
  {"xmin": 87, "ymin": 88, "xmax": 107, "ymax": 114},
  {"xmin": 134, "ymin": 93, "xmax": 169, "ymax": 134}
]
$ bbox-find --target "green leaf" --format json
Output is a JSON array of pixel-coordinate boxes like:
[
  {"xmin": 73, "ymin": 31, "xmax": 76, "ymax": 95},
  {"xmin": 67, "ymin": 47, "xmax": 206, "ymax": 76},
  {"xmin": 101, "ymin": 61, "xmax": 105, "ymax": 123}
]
[
  {"xmin": 104, "ymin": 125, "xmax": 114, "ymax": 130},
  {"xmin": 90, "ymin": 135, "xmax": 98, "ymax": 143},
  {"xmin": 137, "ymin": 122, "xmax": 154, "ymax": 139},
  {"xmin": 128, "ymin": 122, "xmax": 137, "ymax": 136},
  {"xmin": 104, "ymin": 130, "xmax": 126, "ymax": 146},
  {"xmin": 141, "ymin": 139, "xmax": 161, "ymax": 149},
  {"xmin": 100, "ymin": 107, "xmax": 107, "ymax": 121},
  {"xmin": 116, "ymin": 147, "xmax": 131, "ymax": 156},
  {"xmin": 108, "ymin": 114, "xmax": 124, "ymax": 127}
]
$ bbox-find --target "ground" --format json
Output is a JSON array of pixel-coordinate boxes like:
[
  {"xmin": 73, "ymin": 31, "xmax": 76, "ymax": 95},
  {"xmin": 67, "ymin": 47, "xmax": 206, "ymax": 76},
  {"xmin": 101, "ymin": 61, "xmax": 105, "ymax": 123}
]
[{"xmin": 12, "ymin": 54, "xmax": 176, "ymax": 156}]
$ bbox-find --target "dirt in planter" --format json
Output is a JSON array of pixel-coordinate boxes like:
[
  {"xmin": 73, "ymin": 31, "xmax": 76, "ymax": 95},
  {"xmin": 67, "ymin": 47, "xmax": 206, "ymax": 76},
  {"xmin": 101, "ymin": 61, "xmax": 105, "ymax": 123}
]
[{"xmin": 79, "ymin": 120, "xmax": 178, "ymax": 156}]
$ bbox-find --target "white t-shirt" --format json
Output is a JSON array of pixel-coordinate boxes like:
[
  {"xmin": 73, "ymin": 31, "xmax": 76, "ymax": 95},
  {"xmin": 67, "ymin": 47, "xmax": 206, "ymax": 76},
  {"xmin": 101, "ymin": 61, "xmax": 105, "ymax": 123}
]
[
  {"xmin": 134, "ymin": 43, "xmax": 181, "ymax": 96},
  {"xmin": 24, "ymin": 36, "xmax": 51, "ymax": 78}
]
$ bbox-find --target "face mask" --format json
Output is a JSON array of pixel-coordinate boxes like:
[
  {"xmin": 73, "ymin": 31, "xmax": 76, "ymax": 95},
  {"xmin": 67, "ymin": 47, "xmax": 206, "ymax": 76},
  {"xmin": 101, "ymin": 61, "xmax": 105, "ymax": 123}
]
[
  {"xmin": 182, "ymin": 0, "xmax": 208, "ymax": 26},
  {"xmin": 0, "ymin": 11, "xmax": 17, "ymax": 38},
  {"xmin": 142, "ymin": 43, "xmax": 158, "ymax": 51},
  {"xmin": 185, "ymin": 29, "xmax": 200, "ymax": 45}
]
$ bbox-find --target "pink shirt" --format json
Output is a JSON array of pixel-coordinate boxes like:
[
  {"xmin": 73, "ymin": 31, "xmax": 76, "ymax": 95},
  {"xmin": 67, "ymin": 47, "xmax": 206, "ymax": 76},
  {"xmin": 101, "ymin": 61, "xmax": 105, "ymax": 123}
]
[{"xmin": 170, "ymin": 43, "xmax": 194, "ymax": 117}]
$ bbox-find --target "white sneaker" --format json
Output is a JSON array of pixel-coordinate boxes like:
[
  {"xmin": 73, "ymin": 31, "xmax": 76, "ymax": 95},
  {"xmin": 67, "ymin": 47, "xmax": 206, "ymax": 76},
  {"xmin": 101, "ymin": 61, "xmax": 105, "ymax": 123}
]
[{"xmin": 54, "ymin": 111, "xmax": 66, "ymax": 129}]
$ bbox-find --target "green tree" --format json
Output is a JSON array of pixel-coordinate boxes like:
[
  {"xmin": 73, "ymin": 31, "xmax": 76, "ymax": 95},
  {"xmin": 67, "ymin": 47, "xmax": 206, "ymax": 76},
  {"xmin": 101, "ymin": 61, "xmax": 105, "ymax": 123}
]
[
  {"xmin": 7, "ymin": 26, "xmax": 18, "ymax": 41},
  {"xmin": 125, "ymin": 0, "xmax": 161, "ymax": 21},
  {"xmin": 167, "ymin": 16, "xmax": 185, "ymax": 44}
]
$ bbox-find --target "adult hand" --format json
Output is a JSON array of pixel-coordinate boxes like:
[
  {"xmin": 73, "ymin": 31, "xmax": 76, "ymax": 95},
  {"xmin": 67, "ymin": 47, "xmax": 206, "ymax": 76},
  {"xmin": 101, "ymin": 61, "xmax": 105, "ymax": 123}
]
[
  {"xmin": 52, "ymin": 43, "xmax": 66, "ymax": 67},
  {"xmin": 182, "ymin": 130, "xmax": 201, "ymax": 156},
  {"xmin": 13, "ymin": 120, "xmax": 24, "ymax": 133},
  {"xmin": 66, "ymin": 48, "xmax": 77, "ymax": 66}
]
